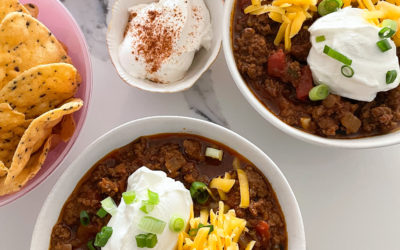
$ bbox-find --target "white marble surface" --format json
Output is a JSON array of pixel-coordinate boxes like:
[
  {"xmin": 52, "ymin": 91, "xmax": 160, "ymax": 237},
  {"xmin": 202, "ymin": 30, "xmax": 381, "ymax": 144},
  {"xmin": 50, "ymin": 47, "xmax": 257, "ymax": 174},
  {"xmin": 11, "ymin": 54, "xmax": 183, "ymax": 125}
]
[{"xmin": 1, "ymin": 0, "xmax": 400, "ymax": 249}]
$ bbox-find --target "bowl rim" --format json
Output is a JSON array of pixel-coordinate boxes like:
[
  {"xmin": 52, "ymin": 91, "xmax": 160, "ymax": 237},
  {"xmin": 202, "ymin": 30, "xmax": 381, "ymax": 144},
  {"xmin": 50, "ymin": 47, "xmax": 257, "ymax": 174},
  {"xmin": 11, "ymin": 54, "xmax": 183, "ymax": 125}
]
[
  {"xmin": 222, "ymin": 0, "xmax": 400, "ymax": 149},
  {"xmin": 0, "ymin": 0, "xmax": 93, "ymax": 207},
  {"xmin": 31, "ymin": 116, "xmax": 305, "ymax": 250},
  {"xmin": 106, "ymin": 0, "xmax": 223, "ymax": 93}
]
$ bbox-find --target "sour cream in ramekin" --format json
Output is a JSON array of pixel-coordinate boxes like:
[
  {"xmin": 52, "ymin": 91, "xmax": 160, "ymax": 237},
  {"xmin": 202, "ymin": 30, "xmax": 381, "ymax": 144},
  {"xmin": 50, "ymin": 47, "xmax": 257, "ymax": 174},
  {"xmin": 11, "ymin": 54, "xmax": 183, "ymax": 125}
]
[
  {"xmin": 118, "ymin": 0, "xmax": 213, "ymax": 84},
  {"xmin": 307, "ymin": 7, "xmax": 400, "ymax": 102},
  {"xmin": 103, "ymin": 167, "xmax": 192, "ymax": 250}
]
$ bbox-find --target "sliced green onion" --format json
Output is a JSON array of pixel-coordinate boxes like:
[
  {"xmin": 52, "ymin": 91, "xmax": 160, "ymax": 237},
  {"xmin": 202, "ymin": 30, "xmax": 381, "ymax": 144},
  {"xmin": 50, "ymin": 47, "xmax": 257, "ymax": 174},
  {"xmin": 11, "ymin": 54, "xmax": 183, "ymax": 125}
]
[
  {"xmin": 94, "ymin": 226, "xmax": 113, "ymax": 247},
  {"xmin": 199, "ymin": 223, "xmax": 214, "ymax": 234},
  {"xmin": 379, "ymin": 27, "xmax": 396, "ymax": 39},
  {"xmin": 188, "ymin": 228, "xmax": 198, "ymax": 237},
  {"xmin": 122, "ymin": 190, "xmax": 136, "ymax": 205},
  {"xmin": 135, "ymin": 234, "xmax": 147, "ymax": 248},
  {"xmin": 316, "ymin": 35, "xmax": 326, "ymax": 43},
  {"xmin": 309, "ymin": 84, "xmax": 330, "ymax": 101},
  {"xmin": 140, "ymin": 201, "xmax": 155, "ymax": 214},
  {"xmin": 96, "ymin": 207, "xmax": 108, "ymax": 218},
  {"xmin": 101, "ymin": 197, "xmax": 117, "ymax": 216},
  {"xmin": 145, "ymin": 233, "xmax": 158, "ymax": 248},
  {"xmin": 147, "ymin": 189, "xmax": 159, "ymax": 205},
  {"xmin": 80, "ymin": 210, "xmax": 90, "ymax": 226},
  {"xmin": 377, "ymin": 39, "xmax": 392, "ymax": 52},
  {"xmin": 136, "ymin": 233, "xmax": 158, "ymax": 248},
  {"xmin": 87, "ymin": 240, "xmax": 96, "ymax": 250},
  {"xmin": 386, "ymin": 70, "xmax": 397, "ymax": 84},
  {"xmin": 138, "ymin": 216, "xmax": 167, "ymax": 234},
  {"xmin": 169, "ymin": 215, "xmax": 185, "ymax": 232},
  {"xmin": 382, "ymin": 19, "xmax": 398, "ymax": 33},
  {"xmin": 205, "ymin": 147, "xmax": 223, "ymax": 161},
  {"xmin": 318, "ymin": 0, "xmax": 343, "ymax": 16},
  {"xmin": 323, "ymin": 45, "xmax": 352, "ymax": 65},
  {"xmin": 190, "ymin": 182, "xmax": 209, "ymax": 204},
  {"xmin": 341, "ymin": 65, "xmax": 354, "ymax": 78}
]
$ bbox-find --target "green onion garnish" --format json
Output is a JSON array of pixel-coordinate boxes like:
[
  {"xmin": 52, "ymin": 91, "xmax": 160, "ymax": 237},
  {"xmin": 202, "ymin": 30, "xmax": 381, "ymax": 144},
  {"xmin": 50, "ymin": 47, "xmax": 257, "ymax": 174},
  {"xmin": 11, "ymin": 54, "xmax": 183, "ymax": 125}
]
[
  {"xmin": 169, "ymin": 215, "xmax": 185, "ymax": 232},
  {"xmin": 138, "ymin": 216, "xmax": 167, "ymax": 234},
  {"xmin": 140, "ymin": 201, "xmax": 155, "ymax": 214},
  {"xmin": 318, "ymin": 0, "xmax": 343, "ymax": 16},
  {"xmin": 379, "ymin": 27, "xmax": 396, "ymax": 39},
  {"xmin": 122, "ymin": 190, "xmax": 136, "ymax": 205},
  {"xmin": 341, "ymin": 65, "xmax": 354, "ymax": 78},
  {"xmin": 96, "ymin": 207, "xmax": 108, "ymax": 218},
  {"xmin": 386, "ymin": 70, "xmax": 397, "ymax": 84},
  {"xmin": 309, "ymin": 84, "xmax": 330, "ymax": 101},
  {"xmin": 80, "ymin": 210, "xmax": 90, "ymax": 226},
  {"xmin": 382, "ymin": 19, "xmax": 398, "ymax": 33},
  {"xmin": 316, "ymin": 35, "xmax": 326, "ymax": 43},
  {"xmin": 323, "ymin": 45, "xmax": 352, "ymax": 65},
  {"xmin": 94, "ymin": 226, "xmax": 113, "ymax": 247},
  {"xmin": 188, "ymin": 224, "xmax": 214, "ymax": 237},
  {"xmin": 147, "ymin": 189, "xmax": 159, "ymax": 205},
  {"xmin": 190, "ymin": 182, "xmax": 209, "ymax": 204},
  {"xmin": 101, "ymin": 197, "xmax": 117, "ymax": 216},
  {"xmin": 135, "ymin": 233, "xmax": 158, "ymax": 248},
  {"xmin": 87, "ymin": 240, "xmax": 96, "ymax": 250},
  {"xmin": 377, "ymin": 39, "xmax": 392, "ymax": 52}
]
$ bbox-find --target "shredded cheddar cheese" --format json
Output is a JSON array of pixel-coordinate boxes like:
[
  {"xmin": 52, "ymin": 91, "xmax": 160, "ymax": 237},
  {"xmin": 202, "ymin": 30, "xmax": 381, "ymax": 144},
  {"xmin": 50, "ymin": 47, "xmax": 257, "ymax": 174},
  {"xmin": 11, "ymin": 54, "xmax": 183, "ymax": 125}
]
[
  {"xmin": 178, "ymin": 201, "xmax": 255, "ymax": 250},
  {"xmin": 244, "ymin": 0, "xmax": 317, "ymax": 50}
]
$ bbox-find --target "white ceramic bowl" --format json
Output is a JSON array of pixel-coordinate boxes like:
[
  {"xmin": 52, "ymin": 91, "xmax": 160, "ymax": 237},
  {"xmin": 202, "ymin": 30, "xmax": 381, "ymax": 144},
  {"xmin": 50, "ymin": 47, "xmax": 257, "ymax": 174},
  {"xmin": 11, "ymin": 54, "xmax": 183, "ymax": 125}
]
[
  {"xmin": 222, "ymin": 0, "xmax": 400, "ymax": 149},
  {"xmin": 31, "ymin": 116, "xmax": 305, "ymax": 250},
  {"xmin": 107, "ymin": 0, "xmax": 223, "ymax": 93}
]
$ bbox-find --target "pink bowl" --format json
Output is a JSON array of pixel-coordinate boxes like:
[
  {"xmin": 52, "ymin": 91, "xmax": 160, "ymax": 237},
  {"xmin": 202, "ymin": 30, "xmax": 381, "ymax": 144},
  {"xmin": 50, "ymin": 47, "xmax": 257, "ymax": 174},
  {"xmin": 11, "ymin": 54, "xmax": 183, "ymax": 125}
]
[{"xmin": 0, "ymin": 0, "xmax": 92, "ymax": 207}]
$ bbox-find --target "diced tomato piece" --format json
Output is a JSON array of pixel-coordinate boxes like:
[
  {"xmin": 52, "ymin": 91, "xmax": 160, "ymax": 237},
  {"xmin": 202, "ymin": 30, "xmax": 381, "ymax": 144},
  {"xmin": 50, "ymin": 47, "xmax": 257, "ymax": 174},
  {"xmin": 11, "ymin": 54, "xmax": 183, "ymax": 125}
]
[
  {"xmin": 256, "ymin": 220, "xmax": 271, "ymax": 242},
  {"xmin": 267, "ymin": 49, "xmax": 287, "ymax": 78},
  {"xmin": 296, "ymin": 66, "xmax": 314, "ymax": 101}
]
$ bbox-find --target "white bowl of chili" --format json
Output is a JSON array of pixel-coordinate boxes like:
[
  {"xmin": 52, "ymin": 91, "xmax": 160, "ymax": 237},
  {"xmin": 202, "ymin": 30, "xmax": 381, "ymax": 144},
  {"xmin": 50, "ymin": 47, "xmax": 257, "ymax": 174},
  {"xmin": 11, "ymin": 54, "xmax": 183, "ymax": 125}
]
[
  {"xmin": 223, "ymin": 0, "xmax": 400, "ymax": 148},
  {"xmin": 107, "ymin": 0, "xmax": 223, "ymax": 93},
  {"xmin": 31, "ymin": 116, "xmax": 305, "ymax": 250}
]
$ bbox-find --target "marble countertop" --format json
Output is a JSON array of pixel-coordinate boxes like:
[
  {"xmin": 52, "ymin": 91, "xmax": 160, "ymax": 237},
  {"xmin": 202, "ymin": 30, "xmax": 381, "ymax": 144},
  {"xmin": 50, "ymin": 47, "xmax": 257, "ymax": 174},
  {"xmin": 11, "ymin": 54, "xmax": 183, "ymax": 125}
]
[{"xmin": 1, "ymin": 0, "xmax": 400, "ymax": 249}]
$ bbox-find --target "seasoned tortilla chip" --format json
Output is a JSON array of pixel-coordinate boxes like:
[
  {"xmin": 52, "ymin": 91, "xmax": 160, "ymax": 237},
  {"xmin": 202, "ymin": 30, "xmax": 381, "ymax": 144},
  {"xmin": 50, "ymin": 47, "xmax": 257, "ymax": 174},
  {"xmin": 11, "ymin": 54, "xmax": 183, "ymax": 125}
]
[
  {"xmin": 0, "ymin": 12, "xmax": 71, "ymax": 89},
  {"xmin": 0, "ymin": 135, "xmax": 53, "ymax": 196},
  {"xmin": 0, "ymin": 0, "xmax": 30, "ymax": 23},
  {"xmin": 5, "ymin": 99, "xmax": 83, "ymax": 184},
  {"xmin": 0, "ymin": 103, "xmax": 30, "ymax": 168},
  {"xmin": 0, "ymin": 161, "xmax": 7, "ymax": 177},
  {"xmin": 53, "ymin": 114, "xmax": 77, "ymax": 142},
  {"xmin": 0, "ymin": 63, "xmax": 79, "ymax": 119},
  {"xmin": 23, "ymin": 3, "xmax": 38, "ymax": 18}
]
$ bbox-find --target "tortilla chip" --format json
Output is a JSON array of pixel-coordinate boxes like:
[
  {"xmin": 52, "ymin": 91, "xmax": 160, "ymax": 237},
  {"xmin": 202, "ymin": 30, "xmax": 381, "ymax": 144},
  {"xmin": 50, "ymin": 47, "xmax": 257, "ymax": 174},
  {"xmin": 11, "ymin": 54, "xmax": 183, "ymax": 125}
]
[
  {"xmin": 23, "ymin": 3, "xmax": 39, "ymax": 18},
  {"xmin": 53, "ymin": 114, "xmax": 76, "ymax": 142},
  {"xmin": 0, "ymin": 103, "xmax": 30, "ymax": 168},
  {"xmin": 5, "ymin": 98, "xmax": 83, "ymax": 184},
  {"xmin": 0, "ymin": 0, "xmax": 30, "ymax": 23},
  {"xmin": 0, "ymin": 63, "xmax": 79, "ymax": 119},
  {"xmin": 0, "ymin": 161, "xmax": 7, "ymax": 177},
  {"xmin": 0, "ymin": 12, "xmax": 71, "ymax": 89},
  {"xmin": 0, "ymin": 134, "xmax": 53, "ymax": 196}
]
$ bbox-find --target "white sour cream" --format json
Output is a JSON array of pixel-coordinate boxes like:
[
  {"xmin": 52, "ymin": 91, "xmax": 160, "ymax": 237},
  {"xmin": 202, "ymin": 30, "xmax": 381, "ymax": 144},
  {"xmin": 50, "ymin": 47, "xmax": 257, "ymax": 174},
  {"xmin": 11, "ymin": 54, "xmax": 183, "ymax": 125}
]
[
  {"xmin": 103, "ymin": 167, "xmax": 193, "ymax": 250},
  {"xmin": 307, "ymin": 7, "xmax": 400, "ymax": 101},
  {"xmin": 118, "ymin": 0, "xmax": 212, "ymax": 83}
]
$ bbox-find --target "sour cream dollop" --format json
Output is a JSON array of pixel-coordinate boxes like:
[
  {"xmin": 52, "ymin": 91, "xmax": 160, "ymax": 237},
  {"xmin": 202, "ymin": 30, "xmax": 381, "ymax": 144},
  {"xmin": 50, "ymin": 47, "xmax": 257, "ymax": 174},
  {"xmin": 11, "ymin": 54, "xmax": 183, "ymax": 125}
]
[
  {"xmin": 103, "ymin": 167, "xmax": 193, "ymax": 250},
  {"xmin": 307, "ymin": 7, "xmax": 400, "ymax": 101},
  {"xmin": 118, "ymin": 0, "xmax": 213, "ymax": 83}
]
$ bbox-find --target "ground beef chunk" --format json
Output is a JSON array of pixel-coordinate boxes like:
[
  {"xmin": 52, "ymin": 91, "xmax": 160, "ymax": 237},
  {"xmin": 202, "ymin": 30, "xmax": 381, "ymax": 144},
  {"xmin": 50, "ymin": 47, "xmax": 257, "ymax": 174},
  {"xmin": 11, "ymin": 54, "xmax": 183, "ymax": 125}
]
[
  {"xmin": 98, "ymin": 177, "xmax": 119, "ymax": 196},
  {"xmin": 234, "ymin": 27, "xmax": 269, "ymax": 80},
  {"xmin": 183, "ymin": 139, "xmax": 203, "ymax": 161}
]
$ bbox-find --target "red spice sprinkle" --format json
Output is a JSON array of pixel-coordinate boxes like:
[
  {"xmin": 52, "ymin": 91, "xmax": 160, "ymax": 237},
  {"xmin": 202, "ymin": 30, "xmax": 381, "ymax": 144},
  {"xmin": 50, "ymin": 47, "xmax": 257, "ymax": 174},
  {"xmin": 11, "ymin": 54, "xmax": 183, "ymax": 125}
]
[{"xmin": 127, "ymin": 9, "xmax": 182, "ymax": 74}]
